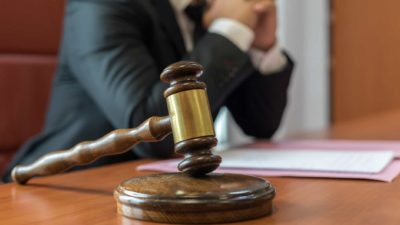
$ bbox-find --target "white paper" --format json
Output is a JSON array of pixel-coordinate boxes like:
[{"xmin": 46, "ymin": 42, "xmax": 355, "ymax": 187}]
[{"xmin": 218, "ymin": 149, "xmax": 394, "ymax": 174}]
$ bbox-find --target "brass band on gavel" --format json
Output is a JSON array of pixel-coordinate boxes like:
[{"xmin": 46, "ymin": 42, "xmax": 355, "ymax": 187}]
[{"xmin": 166, "ymin": 89, "xmax": 215, "ymax": 143}]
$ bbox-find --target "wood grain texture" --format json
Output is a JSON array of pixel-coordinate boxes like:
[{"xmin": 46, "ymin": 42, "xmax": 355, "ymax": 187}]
[
  {"xmin": 12, "ymin": 116, "xmax": 171, "ymax": 184},
  {"xmin": 115, "ymin": 173, "xmax": 275, "ymax": 223},
  {"xmin": 332, "ymin": 0, "xmax": 400, "ymax": 123},
  {"xmin": 2, "ymin": 159, "xmax": 400, "ymax": 225},
  {"xmin": 2, "ymin": 111, "xmax": 400, "ymax": 225}
]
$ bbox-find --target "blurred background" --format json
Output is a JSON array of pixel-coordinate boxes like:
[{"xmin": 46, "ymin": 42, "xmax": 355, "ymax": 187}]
[
  {"xmin": 216, "ymin": 0, "xmax": 400, "ymax": 147},
  {"xmin": 216, "ymin": 0, "xmax": 330, "ymax": 146},
  {"xmin": 1, "ymin": 0, "xmax": 400, "ymax": 172}
]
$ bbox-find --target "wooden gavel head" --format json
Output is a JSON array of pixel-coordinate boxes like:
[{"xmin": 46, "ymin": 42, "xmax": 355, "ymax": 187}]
[{"xmin": 161, "ymin": 61, "xmax": 221, "ymax": 176}]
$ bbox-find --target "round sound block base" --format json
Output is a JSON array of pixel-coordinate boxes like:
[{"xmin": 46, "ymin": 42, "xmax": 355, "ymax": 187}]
[{"xmin": 114, "ymin": 173, "xmax": 275, "ymax": 224}]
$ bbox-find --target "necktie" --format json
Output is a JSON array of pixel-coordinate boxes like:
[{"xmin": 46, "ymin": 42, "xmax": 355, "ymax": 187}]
[{"xmin": 184, "ymin": 1, "xmax": 207, "ymax": 43}]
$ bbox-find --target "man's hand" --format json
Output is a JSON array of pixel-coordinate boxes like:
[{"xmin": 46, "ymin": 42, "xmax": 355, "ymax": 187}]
[
  {"xmin": 203, "ymin": 0, "xmax": 260, "ymax": 29},
  {"xmin": 203, "ymin": 0, "xmax": 278, "ymax": 51},
  {"xmin": 252, "ymin": 2, "xmax": 277, "ymax": 51}
]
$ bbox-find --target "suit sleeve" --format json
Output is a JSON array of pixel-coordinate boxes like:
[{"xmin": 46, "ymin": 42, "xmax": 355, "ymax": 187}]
[
  {"xmin": 226, "ymin": 54, "xmax": 294, "ymax": 139},
  {"xmin": 64, "ymin": 1, "xmax": 256, "ymax": 158}
]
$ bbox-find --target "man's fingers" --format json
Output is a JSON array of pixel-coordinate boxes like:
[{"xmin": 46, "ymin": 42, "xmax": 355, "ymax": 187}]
[{"xmin": 253, "ymin": 0, "xmax": 276, "ymax": 13}]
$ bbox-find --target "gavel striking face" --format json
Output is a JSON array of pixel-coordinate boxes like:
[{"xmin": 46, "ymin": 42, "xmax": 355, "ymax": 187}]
[{"xmin": 12, "ymin": 61, "xmax": 222, "ymax": 184}]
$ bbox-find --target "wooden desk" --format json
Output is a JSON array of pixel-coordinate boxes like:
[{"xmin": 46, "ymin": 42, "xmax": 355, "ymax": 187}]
[{"xmin": 2, "ymin": 111, "xmax": 400, "ymax": 225}]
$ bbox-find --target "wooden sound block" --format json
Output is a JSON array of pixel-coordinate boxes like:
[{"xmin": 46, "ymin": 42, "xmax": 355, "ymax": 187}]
[{"xmin": 114, "ymin": 173, "xmax": 275, "ymax": 224}]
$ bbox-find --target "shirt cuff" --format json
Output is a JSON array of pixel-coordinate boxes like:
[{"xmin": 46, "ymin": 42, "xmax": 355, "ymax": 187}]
[
  {"xmin": 249, "ymin": 44, "xmax": 288, "ymax": 75},
  {"xmin": 208, "ymin": 18, "xmax": 254, "ymax": 52}
]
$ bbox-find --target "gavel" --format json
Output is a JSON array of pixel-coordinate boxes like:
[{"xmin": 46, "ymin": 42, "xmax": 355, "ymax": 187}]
[
  {"xmin": 11, "ymin": 61, "xmax": 275, "ymax": 224},
  {"xmin": 12, "ymin": 61, "xmax": 221, "ymax": 184}
]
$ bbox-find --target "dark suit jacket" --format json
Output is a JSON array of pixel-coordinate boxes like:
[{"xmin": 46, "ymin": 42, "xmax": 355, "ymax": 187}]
[{"xmin": 2, "ymin": 0, "xmax": 293, "ymax": 181}]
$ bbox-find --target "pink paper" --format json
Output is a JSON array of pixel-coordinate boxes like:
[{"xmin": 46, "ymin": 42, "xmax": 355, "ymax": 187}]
[
  {"xmin": 137, "ymin": 159, "xmax": 400, "ymax": 182},
  {"xmin": 137, "ymin": 140, "xmax": 400, "ymax": 182}
]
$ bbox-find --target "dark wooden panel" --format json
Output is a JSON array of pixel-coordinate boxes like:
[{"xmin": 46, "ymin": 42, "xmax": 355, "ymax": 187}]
[
  {"xmin": 0, "ymin": 0, "xmax": 65, "ymax": 54},
  {"xmin": 0, "ymin": 56, "xmax": 55, "ymax": 152},
  {"xmin": 332, "ymin": 0, "xmax": 400, "ymax": 123}
]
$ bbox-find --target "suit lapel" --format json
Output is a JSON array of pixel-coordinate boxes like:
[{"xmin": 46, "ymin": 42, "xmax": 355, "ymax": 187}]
[{"xmin": 150, "ymin": 0, "xmax": 187, "ymax": 56}]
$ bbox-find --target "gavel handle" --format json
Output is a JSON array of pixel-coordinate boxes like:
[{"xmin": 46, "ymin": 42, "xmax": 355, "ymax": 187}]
[{"xmin": 12, "ymin": 116, "xmax": 171, "ymax": 185}]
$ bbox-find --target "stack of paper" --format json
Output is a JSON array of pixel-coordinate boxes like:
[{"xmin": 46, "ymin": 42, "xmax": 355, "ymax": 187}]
[
  {"xmin": 219, "ymin": 149, "xmax": 393, "ymax": 173},
  {"xmin": 137, "ymin": 140, "xmax": 400, "ymax": 182}
]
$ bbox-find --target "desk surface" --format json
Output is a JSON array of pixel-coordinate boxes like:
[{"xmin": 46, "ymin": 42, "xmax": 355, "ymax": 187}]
[{"xmin": 2, "ymin": 110, "xmax": 400, "ymax": 225}]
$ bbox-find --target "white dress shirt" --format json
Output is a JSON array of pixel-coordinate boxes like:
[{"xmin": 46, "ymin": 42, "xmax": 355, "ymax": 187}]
[{"xmin": 169, "ymin": 0, "xmax": 287, "ymax": 75}]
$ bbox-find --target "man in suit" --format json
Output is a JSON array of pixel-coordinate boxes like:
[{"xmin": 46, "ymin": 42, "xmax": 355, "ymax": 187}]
[{"xmin": 2, "ymin": 0, "xmax": 293, "ymax": 182}]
